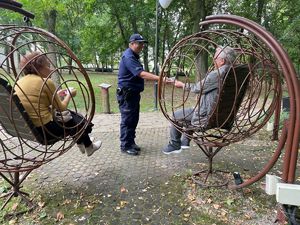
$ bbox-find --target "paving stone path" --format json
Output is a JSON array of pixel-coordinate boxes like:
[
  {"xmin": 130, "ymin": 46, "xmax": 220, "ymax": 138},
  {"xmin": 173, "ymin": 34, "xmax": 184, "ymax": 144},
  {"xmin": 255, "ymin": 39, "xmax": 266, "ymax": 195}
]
[
  {"xmin": 28, "ymin": 112, "xmax": 207, "ymax": 224},
  {"xmin": 34, "ymin": 112, "xmax": 202, "ymax": 188},
  {"xmin": 24, "ymin": 112, "xmax": 286, "ymax": 224}
]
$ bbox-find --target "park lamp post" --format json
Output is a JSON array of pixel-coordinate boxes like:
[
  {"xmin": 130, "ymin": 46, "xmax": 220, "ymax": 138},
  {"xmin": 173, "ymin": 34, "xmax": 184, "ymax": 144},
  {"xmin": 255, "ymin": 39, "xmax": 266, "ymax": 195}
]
[{"xmin": 154, "ymin": 0, "xmax": 173, "ymax": 110}]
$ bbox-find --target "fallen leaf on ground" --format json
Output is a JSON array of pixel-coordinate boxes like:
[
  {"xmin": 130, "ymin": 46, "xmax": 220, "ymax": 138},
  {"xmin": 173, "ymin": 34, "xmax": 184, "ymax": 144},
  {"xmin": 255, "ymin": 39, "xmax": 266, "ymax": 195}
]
[
  {"xmin": 120, "ymin": 201, "xmax": 128, "ymax": 208},
  {"xmin": 221, "ymin": 210, "xmax": 227, "ymax": 216},
  {"xmin": 244, "ymin": 213, "xmax": 252, "ymax": 220},
  {"xmin": 8, "ymin": 219, "xmax": 17, "ymax": 225},
  {"xmin": 62, "ymin": 199, "xmax": 71, "ymax": 205},
  {"xmin": 226, "ymin": 198, "xmax": 234, "ymax": 206},
  {"xmin": 213, "ymin": 204, "xmax": 221, "ymax": 209},
  {"xmin": 120, "ymin": 187, "xmax": 128, "ymax": 193},
  {"xmin": 38, "ymin": 201, "xmax": 46, "ymax": 208},
  {"xmin": 84, "ymin": 204, "xmax": 94, "ymax": 209},
  {"xmin": 187, "ymin": 193, "xmax": 196, "ymax": 201},
  {"xmin": 11, "ymin": 203, "xmax": 18, "ymax": 211},
  {"xmin": 207, "ymin": 198, "xmax": 213, "ymax": 204},
  {"xmin": 39, "ymin": 211, "xmax": 47, "ymax": 219},
  {"xmin": 243, "ymin": 188, "xmax": 252, "ymax": 194},
  {"xmin": 56, "ymin": 212, "xmax": 64, "ymax": 221}
]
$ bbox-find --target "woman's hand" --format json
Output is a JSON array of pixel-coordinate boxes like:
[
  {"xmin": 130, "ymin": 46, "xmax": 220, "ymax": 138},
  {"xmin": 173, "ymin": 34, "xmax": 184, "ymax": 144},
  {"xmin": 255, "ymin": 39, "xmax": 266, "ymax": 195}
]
[
  {"xmin": 58, "ymin": 87, "xmax": 77, "ymax": 97},
  {"xmin": 57, "ymin": 89, "xmax": 67, "ymax": 97},
  {"xmin": 69, "ymin": 88, "xmax": 77, "ymax": 97}
]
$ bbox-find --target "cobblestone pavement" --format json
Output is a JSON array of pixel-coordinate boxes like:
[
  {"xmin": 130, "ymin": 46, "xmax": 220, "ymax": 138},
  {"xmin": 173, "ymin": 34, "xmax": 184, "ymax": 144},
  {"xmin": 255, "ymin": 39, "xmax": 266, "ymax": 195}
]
[
  {"xmin": 34, "ymin": 112, "xmax": 202, "ymax": 188},
  {"xmin": 22, "ymin": 111, "xmax": 289, "ymax": 224},
  {"xmin": 28, "ymin": 112, "xmax": 205, "ymax": 224}
]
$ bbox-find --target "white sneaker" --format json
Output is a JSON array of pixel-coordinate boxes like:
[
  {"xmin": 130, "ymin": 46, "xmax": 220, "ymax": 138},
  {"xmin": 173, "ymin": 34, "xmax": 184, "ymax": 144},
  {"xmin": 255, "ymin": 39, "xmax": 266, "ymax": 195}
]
[
  {"xmin": 85, "ymin": 140, "xmax": 102, "ymax": 157},
  {"xmin": 77, "ymin": 137, "xmax": 95, "ymax": 154},
  {"xmin": 181, "ymin": 145, "xmax": 190, "ymax": 150}
]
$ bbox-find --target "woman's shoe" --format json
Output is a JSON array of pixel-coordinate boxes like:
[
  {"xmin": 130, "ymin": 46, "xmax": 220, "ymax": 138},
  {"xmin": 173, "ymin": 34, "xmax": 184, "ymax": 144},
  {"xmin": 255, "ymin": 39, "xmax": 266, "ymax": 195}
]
[
  {"xmin": 85, "ymin": 140, "xmax": 102, "ymax": 157},
  {"xmin": 77, "ymin": 144, "xmax": 85, "ymax": 154},
  {"xmin": 77, "ymin": 137, "xmax": 95, "ymax": 154}
]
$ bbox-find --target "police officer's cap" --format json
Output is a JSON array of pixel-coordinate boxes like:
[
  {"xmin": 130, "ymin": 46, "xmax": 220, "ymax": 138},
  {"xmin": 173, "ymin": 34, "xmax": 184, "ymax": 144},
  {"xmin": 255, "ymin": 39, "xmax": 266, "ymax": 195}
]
[{"xmin": 129, "ymin": 33, "xmax": 148, "ymax": 43}]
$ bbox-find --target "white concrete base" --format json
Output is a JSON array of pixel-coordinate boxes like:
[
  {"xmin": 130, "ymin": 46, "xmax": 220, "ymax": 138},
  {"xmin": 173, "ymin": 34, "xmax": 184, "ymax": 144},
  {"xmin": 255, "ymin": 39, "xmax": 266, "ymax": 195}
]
[{"xmin": 276, "ymin": 183, "xmax": 300, "ymax": 206}]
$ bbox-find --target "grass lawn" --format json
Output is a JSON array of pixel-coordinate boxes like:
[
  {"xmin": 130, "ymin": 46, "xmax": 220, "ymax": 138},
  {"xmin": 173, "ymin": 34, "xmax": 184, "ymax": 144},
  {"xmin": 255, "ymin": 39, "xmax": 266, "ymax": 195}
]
[
  {"xmin": 63, "ymin": 72, "xmax": 188, "ymax": 113},
  {"xmin": 64, "ymin": 71, "xmax": 164, "ymax": 114}
]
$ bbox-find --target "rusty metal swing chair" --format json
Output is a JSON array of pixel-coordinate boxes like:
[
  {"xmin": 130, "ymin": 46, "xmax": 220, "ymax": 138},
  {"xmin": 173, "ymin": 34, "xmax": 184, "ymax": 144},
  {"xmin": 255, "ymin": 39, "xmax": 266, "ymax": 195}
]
[
  {"xmin": 159, "ymin": 15, "xmax": 300, "ymax": 188},
  {"xmin": 0, "ymin": 1, "xmax": 95, "ymax": 213}
]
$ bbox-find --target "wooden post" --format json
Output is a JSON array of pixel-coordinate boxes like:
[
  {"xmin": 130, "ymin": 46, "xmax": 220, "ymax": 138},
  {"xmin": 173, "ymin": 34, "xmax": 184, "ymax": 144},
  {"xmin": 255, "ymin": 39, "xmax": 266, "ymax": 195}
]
[{"xmin": 98, "ymin": 83, "xmax": 112, "ymax": 114}]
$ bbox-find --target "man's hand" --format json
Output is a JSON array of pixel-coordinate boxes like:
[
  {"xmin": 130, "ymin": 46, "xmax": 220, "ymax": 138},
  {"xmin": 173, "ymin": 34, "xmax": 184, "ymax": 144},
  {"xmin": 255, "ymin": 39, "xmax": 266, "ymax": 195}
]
[
  {"xmin": 174, "ymin": 80, "xmax": 184, "ymax": 88},
  {"xmin": 162, "ymin": 77, "xmax": 184, "ymax": 88},
  {"xmin": 163, "ymin": 77, "xmax": 175, "ymax": 84}
]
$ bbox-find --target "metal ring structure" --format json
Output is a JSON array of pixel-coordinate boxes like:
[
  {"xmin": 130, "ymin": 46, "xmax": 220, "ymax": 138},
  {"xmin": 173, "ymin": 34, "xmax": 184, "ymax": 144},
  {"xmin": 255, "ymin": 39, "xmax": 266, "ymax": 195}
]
[
  {"xmin": 158, "ymin": 14, "xmax": 300, "ymax": 188},
  {"xmin": 0, "ymin": 25, "xmax": 95, "ymax": 172}
]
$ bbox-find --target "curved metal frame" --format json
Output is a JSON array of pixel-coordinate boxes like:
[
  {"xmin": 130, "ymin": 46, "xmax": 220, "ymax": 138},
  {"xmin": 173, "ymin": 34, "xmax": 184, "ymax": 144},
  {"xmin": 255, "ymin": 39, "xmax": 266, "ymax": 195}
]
[
  {"xmin": 0, "ymin": 1, "xmax": 34, "ymax": 19},
  {"xmin": 158, "ymin": 14, "xmax": 299, "ymax": 188},
  {"xmin": 201, "ymin": 15, "xmax": 300, "ymax": 187},
  {"xmin": 0, "ymin": 25, "xmax": 95, "ymax": 211}
]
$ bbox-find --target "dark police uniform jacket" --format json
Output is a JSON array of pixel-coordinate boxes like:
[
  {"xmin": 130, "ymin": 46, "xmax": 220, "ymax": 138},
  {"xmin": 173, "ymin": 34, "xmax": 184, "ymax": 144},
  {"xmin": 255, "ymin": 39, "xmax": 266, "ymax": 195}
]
[{"xmin": 118, "ymin": 48, "xmax": 144, "ymax": 92}]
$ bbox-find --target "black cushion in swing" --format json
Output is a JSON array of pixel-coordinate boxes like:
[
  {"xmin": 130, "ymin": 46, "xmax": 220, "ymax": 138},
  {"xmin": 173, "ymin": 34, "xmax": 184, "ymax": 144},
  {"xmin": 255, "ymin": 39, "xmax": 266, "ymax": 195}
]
[{"xmin": 206, "ymin": 64, "xmax": 250, "ymax": 131}]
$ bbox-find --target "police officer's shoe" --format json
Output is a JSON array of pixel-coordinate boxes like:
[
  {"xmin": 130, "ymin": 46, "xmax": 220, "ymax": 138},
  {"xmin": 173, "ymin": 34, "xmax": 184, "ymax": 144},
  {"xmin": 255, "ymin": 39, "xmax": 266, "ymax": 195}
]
[
  {"xmin": 131, "ymin": 144, "xmax": 141, "ymax": 151},
  {"xmin": 121, "ymin": 148, "xmax": 139, "ymax": 156}
]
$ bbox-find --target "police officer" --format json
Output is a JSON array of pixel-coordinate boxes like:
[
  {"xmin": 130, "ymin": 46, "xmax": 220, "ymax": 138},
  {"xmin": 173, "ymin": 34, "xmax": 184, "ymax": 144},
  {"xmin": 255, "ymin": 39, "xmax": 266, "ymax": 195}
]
[{"xmin": 117, "ymin": 33, "xmax": 168, "ymax": 156}]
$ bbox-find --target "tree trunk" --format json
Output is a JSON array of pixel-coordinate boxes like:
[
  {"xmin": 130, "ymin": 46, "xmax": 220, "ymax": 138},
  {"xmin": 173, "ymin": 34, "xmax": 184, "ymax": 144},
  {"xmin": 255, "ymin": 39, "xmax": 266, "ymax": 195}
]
[
  {"xmin": 256, "ymin": 0, "xmax": 265, "ymax": 24},
  {"xmin": 170, "ymin": 12, "xmax": 183, "ymax": 51},
  {"xmin": 143, "ymin": 20, "xmax": 150, "ymax": 72},
  {"xmin": 193, "ymin": 0, "xmax": 208, "ymax": 82},
  {"xmin": 152, "ymin": 5, "xmax": 162, "ymax": 74},
  {"xmin": 114, "ymin": 13, "xmax": 128, "ymax": 49},
  {"xmin": 95, "ymin": 53, "xmax": 99, "ymax": 68},
  {"xmin": 161, "ymin": 11, "xmax": 169, "ymax": 68},
  {"xmin": 4, "ymin": 46, "xmax": 10, "ymax": 74},
  {"xmin": 111, "ymin": 55, "xmax": 114, "ymax": 71},
  {"xmin": 129, "ymin": 1, "xmax": 139, "ymax": 33},
  {"xmin": 44, "ymin": 9, "xmax": 60, "ymax": 87}
]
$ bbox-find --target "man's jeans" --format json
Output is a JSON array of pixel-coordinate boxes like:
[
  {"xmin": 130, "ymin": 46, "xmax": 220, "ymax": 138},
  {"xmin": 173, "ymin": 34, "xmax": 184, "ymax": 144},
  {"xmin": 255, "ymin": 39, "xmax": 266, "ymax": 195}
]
[{"xmin": 169, "ymin": 108, "xmax": 194, "ymax": 148}]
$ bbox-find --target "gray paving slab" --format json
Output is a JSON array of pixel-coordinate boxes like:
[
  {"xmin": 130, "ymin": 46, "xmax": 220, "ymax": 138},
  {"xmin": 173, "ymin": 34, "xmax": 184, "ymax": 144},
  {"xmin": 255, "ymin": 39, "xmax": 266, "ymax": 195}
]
[
  {"xmin": 21, "ymin": 112, "xmax": 283, "ymax": 224},
  {"xmin": 31, "ymin": 111, "xmax": 203, "ymax": 189}
]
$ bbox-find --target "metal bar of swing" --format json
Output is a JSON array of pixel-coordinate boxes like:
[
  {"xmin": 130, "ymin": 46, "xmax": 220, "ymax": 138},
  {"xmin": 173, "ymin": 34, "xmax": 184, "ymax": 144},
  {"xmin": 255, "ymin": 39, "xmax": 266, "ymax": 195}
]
[
  {"xmin": 0, "ymin": 0, "xmax": 35, "ymax": 19},
  {"xmin": 153, "ymin": 0, "xmax": 160, "ymax": 111}
]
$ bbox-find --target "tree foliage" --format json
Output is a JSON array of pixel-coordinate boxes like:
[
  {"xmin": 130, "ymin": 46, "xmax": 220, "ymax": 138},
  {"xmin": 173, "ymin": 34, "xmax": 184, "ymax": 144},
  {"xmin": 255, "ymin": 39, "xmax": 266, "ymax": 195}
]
[{"xmin": 0, "ymin": 0, "xmax": 299, "ymax": 73}]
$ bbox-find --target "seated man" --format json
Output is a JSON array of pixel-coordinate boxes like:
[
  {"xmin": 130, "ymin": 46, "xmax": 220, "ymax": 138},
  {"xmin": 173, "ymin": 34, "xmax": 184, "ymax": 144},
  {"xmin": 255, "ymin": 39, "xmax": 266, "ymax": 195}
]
[{"xmin": 162, "ymin": 46, "xmax": 237, "ymax": 154}]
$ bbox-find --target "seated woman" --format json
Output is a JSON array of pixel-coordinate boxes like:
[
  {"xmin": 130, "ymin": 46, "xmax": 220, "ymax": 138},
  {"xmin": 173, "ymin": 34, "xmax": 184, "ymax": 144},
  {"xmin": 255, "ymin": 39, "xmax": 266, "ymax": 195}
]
[{"xmin": 15, "ymin": 51, "xmax": 101, "ymax": 156}]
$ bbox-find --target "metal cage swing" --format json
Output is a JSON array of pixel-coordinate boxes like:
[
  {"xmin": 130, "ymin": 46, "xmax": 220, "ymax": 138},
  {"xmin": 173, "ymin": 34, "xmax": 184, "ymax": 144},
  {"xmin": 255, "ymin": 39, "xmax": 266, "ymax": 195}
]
[
  {"xmin": 0, "ymin": 2, "xmax": 95, "ymax": 213},
  {"xmin": 159, "ymin": 15, "xmax": 300, "ymax": 188}
]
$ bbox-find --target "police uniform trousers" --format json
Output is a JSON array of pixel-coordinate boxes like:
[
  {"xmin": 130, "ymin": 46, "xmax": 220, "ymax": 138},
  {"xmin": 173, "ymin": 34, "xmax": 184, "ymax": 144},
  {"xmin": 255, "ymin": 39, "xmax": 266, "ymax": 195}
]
[{"xmin": 117, "ymin": 91, "xmax": 140, "ymax": 150}]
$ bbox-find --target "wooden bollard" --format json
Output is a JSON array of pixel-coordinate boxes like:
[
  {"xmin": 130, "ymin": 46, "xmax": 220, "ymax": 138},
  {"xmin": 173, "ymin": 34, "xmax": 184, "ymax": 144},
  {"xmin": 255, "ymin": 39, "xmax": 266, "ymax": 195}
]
[{"xmin": 98, "ymin": 83, "xmax": 112, "ymax": 114}]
